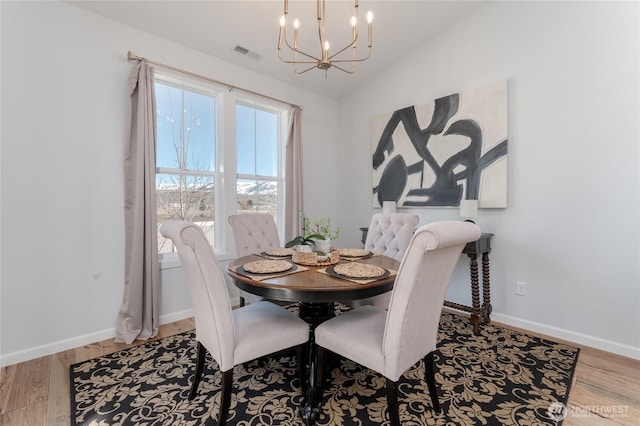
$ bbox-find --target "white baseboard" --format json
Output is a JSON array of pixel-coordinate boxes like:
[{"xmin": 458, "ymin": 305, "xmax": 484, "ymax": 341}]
[
  {"xmin": 3, "ymin": 306, "xmax": 638, "ymax": 367},
  {"xmin": 1, "ymin": 328, "xmax": 117, "ymax": 367},
  {"xmin": 158, "ymin": 308, "xmax": 195, "ymax": 327},
  {"xmin": 490, "ymin": 312, "xmax": 640, "ymax": 360},
  {"xmin": 0, "ymin": 309, "xmax": 196, "ymax": 367}
]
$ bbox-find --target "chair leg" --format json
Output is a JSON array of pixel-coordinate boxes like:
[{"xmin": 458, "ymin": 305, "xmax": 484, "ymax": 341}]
[
  {"xmin": 189, "ymin": 341, "xmax": 207, "ymax": 400},
  {"xmin": 424, "ymin": 351, "xmax": 441, "ymax": 413},
  {"xmin": 317, "ymin": 345, "xmax": 327, "ymax": 392},
  {"xmin": 297, "ymin": 344, "xmax": 307, "ymax": 394},
  {"xmin": 218, "ymin": 369, "xmax": 233, "ymax": 426},
  {"xmin": 386, "ymin": 378, "xmax": 401, "ymax": 426}
]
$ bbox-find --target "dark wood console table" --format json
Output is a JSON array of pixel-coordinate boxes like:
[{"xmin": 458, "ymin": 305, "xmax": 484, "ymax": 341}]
[
  {"xmin": 359, "ymin": 227, "xmax": 493, "ymax": 335},
  {"xmin": 444, "ymin": 233, "xmax": 493, "ymax": 335}
]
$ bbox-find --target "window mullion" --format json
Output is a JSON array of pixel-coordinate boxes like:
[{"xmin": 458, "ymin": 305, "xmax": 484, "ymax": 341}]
[
  {"xmin": 219, "ymin": 91, "xmax": 238, "ymax": 254},
  {"xmin": 237, "ymin": 174, "xmax": 277, "ymax": 181},
  {"xmin": 156, "ymin": 167, "xmax": 216, "ymax": 178}
]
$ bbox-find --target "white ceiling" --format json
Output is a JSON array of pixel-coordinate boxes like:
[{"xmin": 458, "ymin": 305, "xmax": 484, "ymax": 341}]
[{"xmin": 68, "ymin": 1, "xmax": 486, "ymax": 100}]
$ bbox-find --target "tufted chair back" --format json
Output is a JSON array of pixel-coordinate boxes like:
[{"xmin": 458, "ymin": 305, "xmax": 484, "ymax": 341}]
[
  {"xmin": 348, "ymin": 213, "xmax": 419, "ymax": 309},
  {"xmin": 228, "ymin": 213, "xmax": 281, "ymax": 306},
  {"xmin": 228, "ymin": 213, "xmax": 281, "ymax": 257},
  {"xmin": 364, "ymin": 213, "xmax": 419, "ymax": 261}
]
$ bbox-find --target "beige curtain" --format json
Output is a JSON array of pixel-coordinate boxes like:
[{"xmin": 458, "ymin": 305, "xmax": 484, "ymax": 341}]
[
  {"xmin": 115, "ymin": 62, "xmax": 160, "ymax": 344},
  {"xmin": 285, "ymin": 107, "xmax": 303, "ymax": 241}
]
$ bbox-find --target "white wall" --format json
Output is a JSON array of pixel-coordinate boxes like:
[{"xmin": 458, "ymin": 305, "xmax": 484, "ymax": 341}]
[
  {"xmin": 0, "ymin": 1, "xmax": 338, "ymax": 365},
  {"xmin": 2, "ymin": 0, "xmax": 638, "ymax": 366},
  {"xmin": 337, "ymin": 1, "xmax": 640, "ymax": 358}
]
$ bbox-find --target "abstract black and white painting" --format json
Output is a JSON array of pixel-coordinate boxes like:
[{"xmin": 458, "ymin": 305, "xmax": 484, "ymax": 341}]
[{"xmin": 372, "ymin": 80, "xmax": 508, "ymax": 208}]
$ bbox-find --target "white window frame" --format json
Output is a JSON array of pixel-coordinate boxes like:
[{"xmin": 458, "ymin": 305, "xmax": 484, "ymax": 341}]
[
  {"xmin": 235, "ymin": 97, "xmax": 287, "ymax": 228},
  {"xmin": 154, "ymin": 71, "xmax": 288, "ymax": 268}
]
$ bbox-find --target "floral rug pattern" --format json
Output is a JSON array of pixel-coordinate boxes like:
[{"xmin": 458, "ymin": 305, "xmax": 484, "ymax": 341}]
[{"xmin": 71, "ymin": 311, "xmax": 579, "ymax": 425}]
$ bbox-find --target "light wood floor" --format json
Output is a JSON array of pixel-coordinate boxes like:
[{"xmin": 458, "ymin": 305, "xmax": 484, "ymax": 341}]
[{"xmin": 1, "ymin": 315, "xmax": 638, "ymax": 425}]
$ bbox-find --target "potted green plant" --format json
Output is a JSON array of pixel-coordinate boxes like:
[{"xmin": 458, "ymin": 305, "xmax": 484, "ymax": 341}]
[
  {"xmin": 285, "ymin": 212, "xmax": 340, "ymax": 255},
  {"xmin": 284, "ymin": 235, "xmax": 315, "ymax": 252},
  {"xmin": 307, "ymin": 214, "xmax": 340, "ymax": 254}
]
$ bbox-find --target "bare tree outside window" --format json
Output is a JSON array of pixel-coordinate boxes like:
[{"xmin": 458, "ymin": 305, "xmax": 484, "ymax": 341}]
[{"xmin": 155, "ymin": 81, "xmax": 216, "ymax": 253}]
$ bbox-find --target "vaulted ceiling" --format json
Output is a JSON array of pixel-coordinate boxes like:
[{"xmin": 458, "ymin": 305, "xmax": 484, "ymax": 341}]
[{"xmin": 68, "ymin": 1, "xmax": 485, "ymax": 99}]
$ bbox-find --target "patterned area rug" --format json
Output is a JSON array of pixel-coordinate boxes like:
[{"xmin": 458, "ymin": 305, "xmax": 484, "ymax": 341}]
[{"xmin": 70, "ymin": 311, "xmax": 579, "ymax": 425}]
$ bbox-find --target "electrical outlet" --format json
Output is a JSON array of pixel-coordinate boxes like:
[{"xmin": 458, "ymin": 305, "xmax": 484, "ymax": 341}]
[{"xmin": 516, "ymin": 281, "xmax": 527, "ymax": 296}]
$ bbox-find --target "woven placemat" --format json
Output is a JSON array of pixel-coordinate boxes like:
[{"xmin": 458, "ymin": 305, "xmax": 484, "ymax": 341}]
[
  {"xmin": 317, "ymin": 266, "xmax": 397, "ymax": 284},
  {"xmin": 229, "ymin": 263, "xmax": 309, "ymax": 281}
]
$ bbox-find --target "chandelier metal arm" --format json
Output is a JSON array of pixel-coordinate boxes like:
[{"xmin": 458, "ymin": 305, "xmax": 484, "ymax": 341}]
[
  {"xmin": 277, "ymin": 51, "xmax": 321, "ymax": 65},
  {"xmin": 327, "ymin": 40, "xmax": 370, "ymax": 63},
  {"xmin": 293, "ymin": 64, "xmax": 320, "ymax": 75},
  {"xmin": 329, "ymin": 47, "xmax": 372, "ymax": 64},
  {"xmin": 281, "ymin": 34, "xmax": 322, "ymax": 62},
  {"xmin": 329, "ymin": 62, "xmax": 356, "ymax": 74},
  {"xmin": 277, "ymin": 50, "xmax": 327, "ymax": 75},
  {"xmin": 326, "ymin": 34, "xmax": 359, "ymax": 61},
  {"xmin": 317, "ymin": 0, "xmax": 326, "ymax": 61}
]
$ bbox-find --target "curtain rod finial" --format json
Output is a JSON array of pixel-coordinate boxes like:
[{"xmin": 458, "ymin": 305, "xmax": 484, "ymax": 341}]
[{"xmin": 127, "ymin": 51, "xmax": 139, "ymax": 61}]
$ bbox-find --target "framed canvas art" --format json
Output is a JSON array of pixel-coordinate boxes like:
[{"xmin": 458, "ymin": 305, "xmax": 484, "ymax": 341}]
[{"xmin": 372, "ymin": 80, "xmax": 508, "ymax": 208}]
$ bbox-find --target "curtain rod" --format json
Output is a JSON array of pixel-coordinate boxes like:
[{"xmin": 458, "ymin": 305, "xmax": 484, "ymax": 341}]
[{"xmin": 127, "ymin": 51, "xmax": 302, "ymax": 110}]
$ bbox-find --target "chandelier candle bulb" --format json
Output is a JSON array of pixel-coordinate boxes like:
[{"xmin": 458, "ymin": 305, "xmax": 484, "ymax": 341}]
[
  {"xmin": 352, "ymin": 16, "xmax": 357, "ymax": 40},
  {"xmin": 278, "ymin": 16, "xmax": 285, "ymax": 49}
]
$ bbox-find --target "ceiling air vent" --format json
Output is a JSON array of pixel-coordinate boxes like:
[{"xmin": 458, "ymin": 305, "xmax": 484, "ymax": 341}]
[{"xmin": 233, "ymin": 45, "xmax": 262, "ymax": 61}]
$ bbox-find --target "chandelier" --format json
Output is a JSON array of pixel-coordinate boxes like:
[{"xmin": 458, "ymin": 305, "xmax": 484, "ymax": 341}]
[{"xmin": 278, "ymin": 0, "xmax": 373, "ymax": 76}]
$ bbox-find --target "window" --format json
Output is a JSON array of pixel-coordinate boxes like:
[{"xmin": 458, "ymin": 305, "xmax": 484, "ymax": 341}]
[
  {"xmin": 155, "ymin": 77, "xmax": 216, "ymax": 254},
  {"xmin": 236, "ymin": 103, "xmax": 280, "ymax": 223},
  {"xmin": 154, "ymin": 72, "xmax": 286, "ymax": 258}
]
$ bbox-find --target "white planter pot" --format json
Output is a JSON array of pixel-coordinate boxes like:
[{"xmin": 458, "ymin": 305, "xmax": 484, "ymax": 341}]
[{"xmin": 312, "ymin": 238, "xmax": 331, "ymax": 255}]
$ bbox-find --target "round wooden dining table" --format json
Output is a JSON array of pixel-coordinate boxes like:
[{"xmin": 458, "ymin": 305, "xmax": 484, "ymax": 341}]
[{"xmin": 227, "ymin": 253, "xmax": 400, "ymax": 425}]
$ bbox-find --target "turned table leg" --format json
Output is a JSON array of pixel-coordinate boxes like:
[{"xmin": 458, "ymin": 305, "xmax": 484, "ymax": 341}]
[
  {"xmin": 468, "ymin": 253, "xmax": 481, "ymax": 335},
  {"xmin": 443, "ymin": 233, "xmax": 493, "ymax": 334},
  {"xmin": 482, "ymin": 252, "xmax": 492, "ymax": 324}
]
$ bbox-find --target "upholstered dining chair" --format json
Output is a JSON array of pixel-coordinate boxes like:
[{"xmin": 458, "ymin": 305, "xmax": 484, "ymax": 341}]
[
  {"xmin": 228, "ymin": 213, "xmax": 281, "ymax": 306},
  {"xmin": 349, "ymin": 212, "xmax": 419, "ymax": 309},
  {"xmin": 365, "ymin": 213, "xmax": 419, "ymax": 260},
  {"xmin": 315, "ymin": 221, "xmax": 481, "ymax": 426},
  {"xmin": 160, "ymin": 220, "xmax": 309, "ymax": 426}
]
